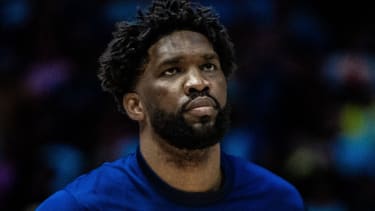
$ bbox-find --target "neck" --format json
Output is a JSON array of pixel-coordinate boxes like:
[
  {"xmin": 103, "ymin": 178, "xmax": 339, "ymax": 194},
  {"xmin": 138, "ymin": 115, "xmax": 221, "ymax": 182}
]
[{"xmin": 139, "ymin": 130, "xmax": 222, "ymax": 192}]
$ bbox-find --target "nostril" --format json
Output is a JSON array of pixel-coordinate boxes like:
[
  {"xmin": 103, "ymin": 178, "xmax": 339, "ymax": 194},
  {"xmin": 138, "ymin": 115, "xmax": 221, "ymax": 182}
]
[
  {"xmin": 188, "ymin": 88, "xmax": 199, "ymax": 98},
  {"xmin": 188, "ymin": 87, "xmax": 209, "ymax": 98},
  {"xmin": 188, "ymin": 86, "xmax": 208, "ymax": 93},
  {"xmin": 184, "ymin": 74, "xmax": 210, "ymax": 96}
]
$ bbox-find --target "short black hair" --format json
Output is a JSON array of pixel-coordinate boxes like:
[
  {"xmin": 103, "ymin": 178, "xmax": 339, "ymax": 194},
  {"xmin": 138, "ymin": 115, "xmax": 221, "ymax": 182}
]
[{"xmin": 98, "ymin": 0, "xmax": 236, "ymax": 113}]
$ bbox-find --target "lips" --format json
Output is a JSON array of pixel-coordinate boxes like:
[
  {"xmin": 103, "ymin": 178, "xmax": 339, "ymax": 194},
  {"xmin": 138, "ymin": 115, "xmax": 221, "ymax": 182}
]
[{"xmin": 183, "ymin": 97, "xmax": 217, "ymax": 111}]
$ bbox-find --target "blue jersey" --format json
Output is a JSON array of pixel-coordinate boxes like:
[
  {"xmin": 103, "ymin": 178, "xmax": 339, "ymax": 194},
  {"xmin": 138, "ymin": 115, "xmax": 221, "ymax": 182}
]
[{"xmin": 37, "ymin": 149, "xmax": 304, "ymax": 210}]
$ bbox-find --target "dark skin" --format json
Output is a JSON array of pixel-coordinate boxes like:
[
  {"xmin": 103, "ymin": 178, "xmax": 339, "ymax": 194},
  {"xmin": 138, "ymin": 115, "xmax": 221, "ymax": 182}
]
[{"xmin": 123, "ymin": 30, "xmax": 227, "ymax": 192}]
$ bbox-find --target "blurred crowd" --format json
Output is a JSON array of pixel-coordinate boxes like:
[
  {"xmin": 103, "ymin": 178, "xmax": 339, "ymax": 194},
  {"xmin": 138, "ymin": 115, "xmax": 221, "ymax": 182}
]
[{"xmin": 1, "ymin": 0, "xmax": 375, "ymax": 210}]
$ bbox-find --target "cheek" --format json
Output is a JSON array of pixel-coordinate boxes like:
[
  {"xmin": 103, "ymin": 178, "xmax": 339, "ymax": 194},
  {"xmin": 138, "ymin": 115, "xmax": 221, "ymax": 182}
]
[
  {"xmin": 146, "ymin": 82, "xmax": 180, "ymax": 110},
  {"xmin": 213, "ymin": 76, "xmax": 227, "ymax": 107}
]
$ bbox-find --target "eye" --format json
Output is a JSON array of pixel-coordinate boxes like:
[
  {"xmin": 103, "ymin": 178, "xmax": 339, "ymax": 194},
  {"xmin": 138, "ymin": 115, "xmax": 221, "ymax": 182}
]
[
  {"xmin": 162, "ymin": 67, "xmax": 181, "ymax": 76},
  {"xmin": 201, "ymin": 63, "xmax": 216, "ymax": 72}
]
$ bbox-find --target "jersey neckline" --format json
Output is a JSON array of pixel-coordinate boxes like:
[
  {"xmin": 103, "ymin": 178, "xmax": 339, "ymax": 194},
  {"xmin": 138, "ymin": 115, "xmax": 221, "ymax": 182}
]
[{"xmin": 136, "ymin": 147, "xmax": 234, "ymax": 206}]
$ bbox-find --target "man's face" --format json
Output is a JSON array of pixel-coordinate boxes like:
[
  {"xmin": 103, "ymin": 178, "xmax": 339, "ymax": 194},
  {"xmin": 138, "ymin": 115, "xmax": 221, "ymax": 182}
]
[{"xmin": 135, "ymin": 30, "xmax": 229, "ymax": 150}]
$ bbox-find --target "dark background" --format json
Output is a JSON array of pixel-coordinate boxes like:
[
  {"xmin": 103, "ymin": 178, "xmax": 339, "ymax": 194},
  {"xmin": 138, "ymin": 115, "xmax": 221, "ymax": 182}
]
[{"xmin": 1, "ymin": 0, "xmax": 375, "ymax": 210}]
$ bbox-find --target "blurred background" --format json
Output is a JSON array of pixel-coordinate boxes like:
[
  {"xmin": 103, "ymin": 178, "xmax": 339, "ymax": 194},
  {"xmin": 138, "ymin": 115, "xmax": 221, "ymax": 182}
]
[{"xmin": 1, "ymin": 0, "xmax": 375, "ymax": 210}]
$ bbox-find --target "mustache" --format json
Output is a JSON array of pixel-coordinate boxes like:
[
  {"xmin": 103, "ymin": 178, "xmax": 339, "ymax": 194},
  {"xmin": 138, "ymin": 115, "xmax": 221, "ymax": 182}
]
[{"xmin": 181, "ymin": 90, "xmax": 221, "ymax": 112}]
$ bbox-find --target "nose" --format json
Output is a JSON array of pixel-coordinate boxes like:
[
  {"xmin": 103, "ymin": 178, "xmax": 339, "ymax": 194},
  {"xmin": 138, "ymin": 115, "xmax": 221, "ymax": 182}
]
[{"xmin": 183, "ymin": 67, "xmax": 210, "ymax": 95}]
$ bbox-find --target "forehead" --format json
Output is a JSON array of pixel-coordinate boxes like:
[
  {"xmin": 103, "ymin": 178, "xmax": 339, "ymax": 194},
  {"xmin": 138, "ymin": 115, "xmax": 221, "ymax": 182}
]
[{"xmin": 148, "ymin": 30, "xmax": 216, "ymax": 60}]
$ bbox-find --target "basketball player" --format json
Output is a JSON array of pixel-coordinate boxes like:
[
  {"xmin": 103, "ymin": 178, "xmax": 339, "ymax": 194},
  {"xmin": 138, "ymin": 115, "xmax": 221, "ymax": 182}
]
[{"xmin": 37, "ymin": 1, "xmax": 304, "ymax": 210}]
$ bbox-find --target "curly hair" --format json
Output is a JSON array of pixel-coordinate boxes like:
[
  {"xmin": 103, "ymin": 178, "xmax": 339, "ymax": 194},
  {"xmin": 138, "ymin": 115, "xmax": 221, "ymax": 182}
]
[{"xmin": 98, "ymin": 0, "xmax": 236, "ymax": 113}]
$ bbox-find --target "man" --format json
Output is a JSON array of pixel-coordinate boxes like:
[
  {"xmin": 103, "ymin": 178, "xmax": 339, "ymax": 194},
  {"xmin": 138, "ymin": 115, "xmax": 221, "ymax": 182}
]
[{"xmin": 37, "ymin": 0, "xmax": 304, "ymax": 210}]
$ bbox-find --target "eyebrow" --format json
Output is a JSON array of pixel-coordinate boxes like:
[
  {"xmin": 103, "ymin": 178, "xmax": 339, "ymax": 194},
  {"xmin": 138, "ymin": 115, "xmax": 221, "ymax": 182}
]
[
  {"xmin": 158, "ymin": 53, "xmax": 219, "ymax": 68},
  {"xmin": 159, "ymin": 56, "xmax": 183, "ymax": 68},
  {"xmin": 202, "ymin": 53, "xmax": 219, "ymax": 61}
]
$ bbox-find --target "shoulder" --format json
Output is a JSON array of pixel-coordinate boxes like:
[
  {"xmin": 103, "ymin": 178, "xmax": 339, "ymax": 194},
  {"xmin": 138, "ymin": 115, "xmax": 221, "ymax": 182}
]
[
  {"xmin": 37, "ymin": 153, "xmax": 138, "ymax": 209},
  {"xmin": 67, "ymin": 153, "xmax": 137, "ymax": 193},
  {"xmin": 224, "ymin": 153, "xmax": 304, "ymax": 210},
  {"xmin": 36, "ymin": 190, "xmax": 82, "ymax": 211}
]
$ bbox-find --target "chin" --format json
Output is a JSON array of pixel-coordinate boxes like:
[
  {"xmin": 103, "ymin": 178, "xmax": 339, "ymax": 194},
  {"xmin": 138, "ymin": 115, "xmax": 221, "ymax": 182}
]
[{"xmin": 191, "ymin": 120, "xmax": 215, "ymax": 130}]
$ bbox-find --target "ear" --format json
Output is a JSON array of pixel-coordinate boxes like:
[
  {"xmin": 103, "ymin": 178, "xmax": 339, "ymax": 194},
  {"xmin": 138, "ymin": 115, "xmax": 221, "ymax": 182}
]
[{"xmin": 123, "ymin": 93, "xmax": 145, "ymax": 121}]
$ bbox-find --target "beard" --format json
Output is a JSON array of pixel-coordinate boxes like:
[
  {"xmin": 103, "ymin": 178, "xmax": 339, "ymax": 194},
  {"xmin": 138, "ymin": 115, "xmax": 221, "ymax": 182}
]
[{"xmin": 148, "ymin": 101, "xmax": 231, "ymax": 150}]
